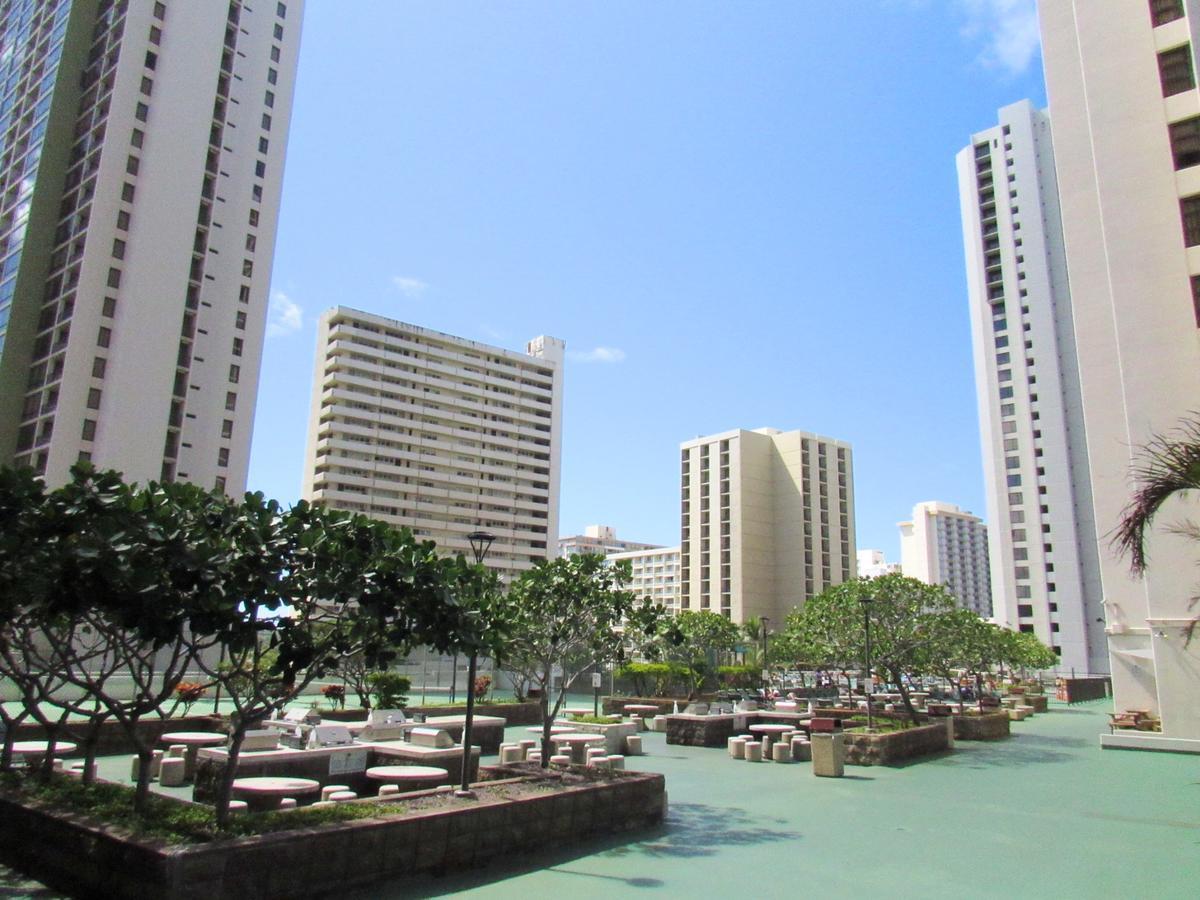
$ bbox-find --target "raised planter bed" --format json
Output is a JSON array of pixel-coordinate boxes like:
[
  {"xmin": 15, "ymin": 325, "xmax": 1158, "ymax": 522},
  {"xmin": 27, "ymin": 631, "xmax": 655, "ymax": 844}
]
[
  {"xmin": 0, "ymin": 765, "xmax": 666, "ymax": 899},
  {"xmin": 843, "ymin": 722, "xmax": 951, "ymax": 765},
  {"xmin": 951, "ymin": 711, "xmax": 1011, "ymax": 740},
  {"xmin": 10, "ymin": 714, "xmax": 225, "ymax": 758},
  {"xmin": 319, "ymin": 700, "xmax": 541, "ymax": 727},
  {"xmin": 601, "ymin": 696, "xmax": 690, "ymax": 716}
]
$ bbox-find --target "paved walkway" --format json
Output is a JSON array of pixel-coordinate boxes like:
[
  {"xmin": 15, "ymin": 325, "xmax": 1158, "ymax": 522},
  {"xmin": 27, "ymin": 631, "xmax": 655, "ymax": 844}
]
[{"xmin": 387, "ymin": 700, "xmax": 1200, "ymax": 898}]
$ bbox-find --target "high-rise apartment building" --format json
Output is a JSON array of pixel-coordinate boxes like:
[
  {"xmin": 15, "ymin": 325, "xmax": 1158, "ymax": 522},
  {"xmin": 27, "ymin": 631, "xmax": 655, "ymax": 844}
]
[
  {"xmin": 898, "ymin": 501, "xmax": 993, "ymax": 617},
  {"xmin": 0, "ymin": 0, "xmax": 301, "ymax": 493},
  {"xmin": 678, "ymin": 427, "xmax": 855, "ymax": 625},
  {"xmin": 608, "ymin": 545, "xmax": 680, "ymax": 614},
  {"xmin": 558, "ymin": 524, "xmax": 662, "ymax": 558},
  {"xmin": 1040, "ymin": 0, "xmax": 1200, "ymax": 749},
  {"xmin": 302, "ymin": 307, "xmax": 564, "ymax": 581},
  {"xmin": 956, "ymin": 100, "xmax": 1104, "ymax": 672}
]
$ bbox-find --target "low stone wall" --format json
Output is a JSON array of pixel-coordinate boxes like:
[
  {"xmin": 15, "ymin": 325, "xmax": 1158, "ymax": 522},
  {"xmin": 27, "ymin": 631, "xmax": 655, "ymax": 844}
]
[
  {"xmin": 952, "ymin": 711, "xmax": 1011, "ymax": 740},
  {"xmin": 601, "ymin": 696, "xmax": 689, "ymax": 716},
  {"xmin": 1022, "ymin": 694, "xmax": 1049, "ymax": 713},
  {"xmin": 843, "ymin": 722, "xmax": 950, "ymax": 765},
  {"xmin": 665, "ymin": 713, "xmax": 742, "ymax": 747},
  {"xmin": 1055, "ymin": 677, "xmax": 1110, "ymax": 704},
  {"xmin": 0, "ymin": 768, "xmax": 666, "ymax": 899},
  {"xmin": 10, "ymin": 714, "xmax": 225, "ymax": 758}
]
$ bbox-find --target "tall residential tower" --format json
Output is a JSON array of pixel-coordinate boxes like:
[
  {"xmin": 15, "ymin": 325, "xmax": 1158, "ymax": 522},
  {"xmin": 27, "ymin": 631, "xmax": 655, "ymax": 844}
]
[
  {"xmin": 898, "ymin": 501, "xmax": 992, "ymax": 617},
  {"xmin": 0, "ymin": 0, "xmax": 301, "ymax": 492},
  {"xmin": 678, "ymin": 427, "xmax": 855, "ymax": 625},
  {"xmin": 302, "ymin": 307, "xmax": 564, "ymax": 582},
  {"xmin": 956, "ymin": 100, "xmax": 1104, "ymax": 674},
  {"xmin": 1040, "ymin": 0, "xmax": 1200, "ymax": 749}
]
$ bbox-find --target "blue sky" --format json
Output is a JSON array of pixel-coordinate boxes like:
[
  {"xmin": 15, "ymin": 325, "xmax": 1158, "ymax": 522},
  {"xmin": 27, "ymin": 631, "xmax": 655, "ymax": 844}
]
[{"xmin": 248, "ymin": 0, "xmax": 1047, "ymax": 561}]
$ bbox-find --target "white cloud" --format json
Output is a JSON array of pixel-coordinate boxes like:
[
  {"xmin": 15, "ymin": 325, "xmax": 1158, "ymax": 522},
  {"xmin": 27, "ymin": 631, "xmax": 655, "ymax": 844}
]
[
  {"xmin": 957, "ymin": 0, "xmax": 1041, "ymax": 76},
  {"xmin": 569, "ymin": 346, "xmax": 626, "ymax": 364},
  {"xmin": 266, "ymin": 290, "xmax": 303, "ymax": 337},
  {"xmin": 392, "ymin": 276, "xmax": 429, "ymax": 298}
]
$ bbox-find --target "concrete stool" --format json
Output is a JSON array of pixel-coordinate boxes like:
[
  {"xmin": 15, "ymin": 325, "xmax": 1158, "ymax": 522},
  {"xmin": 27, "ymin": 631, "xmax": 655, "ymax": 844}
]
[
  {"xmin": 761, "ymin": 735, "xmax": 773, "ymax": 757},
  {"xmin": 228, "ymin": 800, "xmax": 249, "ymax": 814},
  {"xmin": 649, "ymin": 717, "xmax": 667, "ymax": 733},
  {"xmin": 728, "ymin": 736, "xmax": 748, "ymax": 759},
  {"xmin": 130, "ymin": 754, "xmax": 143, "ymax": 781},
  {"xmin": 527, "ymin": 751, "xmax": 542, "ymax": 764},
  {"xmin": 278, "ymin": 798, "xmax": 298, "ymax": 809},
  {"xmin": 150, "ymin": 749, "xmax": 164, "ymax": 779},
  {"xmin": 625, "ymin": 735, "xmax": 643, "ymax": 756},
  {"xmin": 586, "ymin": 746, "xmax": 607, "ymax": 760},
  {"xmin": 311, "ymin": 800, "xmax": 335, "ymax": 808},
  {"xmin": 500, "ymin": 745, "xmax": 524, "ymax": 764},
  {"xmin": 166, "ymin": 744, "xmax": 187, "ymax": 759},
  {"xmin": 791, "ymin": 738, "xmax": 812, "ymax": 762},
  {"xmin": 744, "ymin": 740, "xmax": 763, "ymax": 762},
  {"xmin": 607, "ymin": 754, "xmax": 626, "ymax": 770},
  {"xmin": 159, "ymin": 757, "xmax": 186, "ymax": 787},
  {"xmin": 67, "ymin": 761, "xmax": 97, "ymax": 780},
  {"xmin": 550, "ymin": 754, "xmax": 572, "ymax": 766},
  {"xmin": 772, "ymin": 742, "xmax": 793, "ymax": 763},
  {"xmin": 518, "ymin": 739, "xmax": 537, "ymax": 754},
  {"xmin": 321, "ymin": 784, "xmax": 350, "ymax": 801},
  {"xmin": 378, "ymin": 785, "xmax": 401, "ymax": 797},
  {"xmin": 329, "ymin": 791, "xmax": 357, "ymax": 802},
  {"xmin": 588, "ymin": 756, "xmax": 611, "ymax": 769}
]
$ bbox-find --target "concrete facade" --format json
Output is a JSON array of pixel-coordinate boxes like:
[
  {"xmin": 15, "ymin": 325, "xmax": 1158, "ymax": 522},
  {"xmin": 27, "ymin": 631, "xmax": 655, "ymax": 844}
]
[
  {"xmin": 856, "ymin": 549, "xmax": 900, "ymax": 579},
  {"xmin": 0, "ymin": 0, "xmax": 301, "ymax": 493},
  {"xmin": 559, "ymin": 524, "xmax": 663, "ymax": 558},
  {"xmin": 1040, "ymin": 0, "xmax": 1200, "ymax": 746},
  {"xmin": 608, "ymin": 545, "xmax": 680, "ymax": 614},
  {"xmin": 302, "ymin": 307, "xmax": 564, "ymax": 582},
  {"xmin": 956, "ymin": 99, "xmax": 1105, "ymax": 673},
  {"xmin": 898, "ymin": 501, "xmax": 993, "ymax": 617},
  {"xmin": 678, "ymin": 427, "xmax": 855, "ymax": 625}
]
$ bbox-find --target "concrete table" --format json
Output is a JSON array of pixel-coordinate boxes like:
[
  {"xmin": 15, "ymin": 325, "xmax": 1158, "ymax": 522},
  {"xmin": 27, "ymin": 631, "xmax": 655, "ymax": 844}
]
[
  {"xmin": 748, "ymin": 724, "xmax": 794, "ymax": 738},
  {"xmin": 624, "ymin": 704, "xmax": 660, "ymax": 730},
  {"xmin": 231, "ymin": 776, "xmax": 321, "ymax": 811},
  {"xmin": 561, "ymin": 706, "xmax": 594, "ymax": 718},
  {"xmin": 11, "ymin": 741, "xmax": 76, "ymax": 767},
  {"xmin": 364, "ymin": 765, "xmax": 449, "ymax": 792},
  {"xmin": 551, "ymin": 733, "xmax": 606, "ymax": 764},
  {"xmin": 160, "ymin": 731, "xmax": 227, "ymax": 780},
  {"xmin": 527, "ymin": 725, "xmax": 573, "ymax": 736}
]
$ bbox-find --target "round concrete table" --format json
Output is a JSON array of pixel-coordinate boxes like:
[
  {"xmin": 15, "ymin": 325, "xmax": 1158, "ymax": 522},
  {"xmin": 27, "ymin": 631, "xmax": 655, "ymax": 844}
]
[
  {"xmin": 550, "ymin": 732, "xmax": 606, "ymax": 764},
  {"xmin": 623, "ymin": 704, "xmax": 659, "ymax": 716},
  {"xmin": 748, "ymin": 724, "xmax": 794, "ymax": 738},
  {"xmin": 160, "ymin": 731, "xmax": 227, "ymax": 780},
  {"xmin": 11, "ymin": 741, "xmax": 76, "ymax": 766},
  {"xmin": 527, "ymin": 725, "xmax": 573, "ymax": 736},
  {"xmin": 364, "ymin": 765, "xmax": 449, "ymax": 791},
  {"xmin": 232, "ymin": 776, "xmax": 321, "ymax": 811}
]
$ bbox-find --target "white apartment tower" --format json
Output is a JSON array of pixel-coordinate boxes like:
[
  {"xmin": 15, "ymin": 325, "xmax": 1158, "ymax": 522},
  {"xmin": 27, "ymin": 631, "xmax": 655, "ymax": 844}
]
[
  {"xmin": 608, "ymin": 545, "xmax": 680, "ymax": 615},
  {"xmin": 0, "ymin": 0, "xmax": 302, "ymax": 493},
  {"xmin": 956, "ymin": 100, "xmax": 1105, "ymax": 673},
  {"xmin": 302, "ymin": 307, "xmax": 564, "ymax": 581},
  {"xmin": 1040, "ymin": 0, "xmax": 1200, "ymax": 749},
  {"xmin": 898, "ymin": 501, "xmax": 993, "ymax": 617},
  {"xmin": 679, "ymin": 427, "xmax": 855, "ymax": 625}
]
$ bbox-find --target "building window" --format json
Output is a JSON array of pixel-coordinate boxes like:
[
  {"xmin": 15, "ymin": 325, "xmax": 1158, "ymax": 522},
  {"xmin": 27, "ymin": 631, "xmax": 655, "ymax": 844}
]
[
  {"xmin": 81, "ymin": 419, "xmax": 96, "ymax": 441},
  {"xmin": 1150, "ymin": 0, "xmax": 1186, "ymax": 27},
  {"xmin": 222, "ymin": 419, "xmax": 234, "ymax": 439},
  {"xmin": 229, "ymin": 364, "xmax": 240, "ymax": 384},
  {"xmin": 1191, "ymin": 275, "xmax": 1200, "ymax": 327},
  {"xmin": 135, "ymin": 102, "xmax": 148, "ymax": 122},
  {"xmin": 235, "ymin": 311, "xmax": 247, "ymax": 329},
  {"xmin": 218, "ymin": 447, "xmax": 229, "ymax": 467},
  {"xmin": 1170, "ymin": 116, "xmax": 1200, "ymax": 169},
  {"xmin": 92, "ymin": 357, "xmax": 106, "ymax": 378},
  {"xmin": 232, "ymin": 337, "xmax": 243, "ymax": 356},
  {"xmin": 97, "ymin": 327, "xmax": 111, "ymax": 348},
  {"xmin": 225, "ymin": 392, "xmax": 237, "ymax": 411},
  {"xmin": 215, "ymin": 476, "xmax": 227, "ymax": 492},
  {"xmin": 102, "ymin": 297, "xmax": 117, "ymax": 317},
  {"xmin": 248, "ymin": 209, "xmax": 259, "ymax": 227},
  {"xmin": 1181, "ymin": 194, "xmax": 1200, "ymax": 245},
  {"xmin": 239, "ymin": 285, "xmax": 250, "ymax": 304},
  {"xmin": 1017, "ymin": 603, "xmax": 1033, "ymax": 617},
  {"xmin": 1158, "ymin": 44, "xmax": 1195, "ymax": 97},
  {"xmin": 86, "ymin": 388, "xmax": 102, "ymax": 409}
]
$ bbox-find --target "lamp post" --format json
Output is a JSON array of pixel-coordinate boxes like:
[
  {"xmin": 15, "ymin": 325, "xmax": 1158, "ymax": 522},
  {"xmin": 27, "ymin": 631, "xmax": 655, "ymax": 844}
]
[
  {"xmin": 457, "ymin": 529, "xmax": 495, "ymax": 798},
  {"xmin": 861, "ymin": 596, "xmax": 874, "ymax": 731},
  {"xmin": 761, "ymin": 617, "xmax": 771, "ymax": 696}
]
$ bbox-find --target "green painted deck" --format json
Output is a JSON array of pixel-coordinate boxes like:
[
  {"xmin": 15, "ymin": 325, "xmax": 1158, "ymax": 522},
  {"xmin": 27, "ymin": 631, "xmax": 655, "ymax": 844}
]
[{"xmin": 389, "ymin": 700, "xmax": 1200, "ymax": 898}]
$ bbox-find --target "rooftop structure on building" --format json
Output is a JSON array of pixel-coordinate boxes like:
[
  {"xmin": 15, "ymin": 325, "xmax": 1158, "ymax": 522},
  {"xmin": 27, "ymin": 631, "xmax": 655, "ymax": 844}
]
[
  {"xmin": 856, "ymin": 549, "xmax": 900, "ymax": 579},
  {"xmin": 558, "ymin": 524, "xmax": 663, "ymax": 558}
]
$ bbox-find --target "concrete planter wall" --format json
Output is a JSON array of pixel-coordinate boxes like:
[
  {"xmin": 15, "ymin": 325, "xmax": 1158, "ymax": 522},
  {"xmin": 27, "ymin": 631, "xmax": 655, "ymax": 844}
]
[
  {"xmin": 601, "ymin": 696, "xmax": 690, "ymax": 716},
  {"xmin": 0, "ymin": 768, "xmax": 666, "ymax": 900},
  {"xmin": 10, "ymin": 715, "xmax": 225, "ymax": 758},
  {"xmin": 319, "ymin": 701, "xmax": 542, "ymax": 727},
  {"xmin": 952, "ymin": 711, "xmax": 1011, "ymax": 740},
  {"xmin": 843, "ymin": 723, "xmax": 950, "ymax": 765}
]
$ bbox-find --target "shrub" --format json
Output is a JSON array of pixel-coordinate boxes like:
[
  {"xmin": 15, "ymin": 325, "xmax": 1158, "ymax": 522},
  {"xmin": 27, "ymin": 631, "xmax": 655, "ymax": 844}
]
[
  {"xmin": 320, "ymin": 684, "xmax": 346, "ymax": 708},
  {"xmin": 473, "ymin": 674, "xmax": 491, "ymax": 701},
  {"xmin": 367, "ymin": 671, "xmax": 411, "ymax": 709},
  {"xmin": 174, "ymin": 682, "xmax": 207, "ymax": 715}
]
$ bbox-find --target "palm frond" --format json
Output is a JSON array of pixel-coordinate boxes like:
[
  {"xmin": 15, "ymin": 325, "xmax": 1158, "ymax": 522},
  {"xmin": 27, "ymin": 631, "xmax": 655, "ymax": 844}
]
[{"xmin": 1113, "ymin": 414, "xmax": 1200, "ymax": 575}]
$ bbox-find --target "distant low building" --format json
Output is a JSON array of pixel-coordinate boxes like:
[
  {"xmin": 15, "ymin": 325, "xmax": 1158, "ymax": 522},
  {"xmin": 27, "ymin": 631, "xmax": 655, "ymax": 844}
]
[
  {"xmin": 558, "ymin": 525, "xmax": 662, "ymax": 558},
  {"xmin": 856, "ymin": 549, "xmax": 900, "ymax": 579}
]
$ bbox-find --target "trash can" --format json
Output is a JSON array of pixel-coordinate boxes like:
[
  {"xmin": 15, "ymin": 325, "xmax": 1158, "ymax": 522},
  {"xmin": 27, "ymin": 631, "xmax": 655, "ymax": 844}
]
[{"xmin": 811, "ymin": 732, "xmax": 845, "ymax": 777}]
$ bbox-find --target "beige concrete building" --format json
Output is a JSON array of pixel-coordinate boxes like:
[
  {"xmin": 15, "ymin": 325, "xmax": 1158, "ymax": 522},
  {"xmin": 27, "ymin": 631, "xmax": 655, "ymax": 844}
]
[
  {"xmin": 1041, "ymin": 0, "xmax": 1200, "ymax": 750},
  {"xmin": 609, "ymin": 545, "xmax": 680, "ymax": 614},
  {"xmin": 0, "ymin": 0, "xmax": 302, "ymax": 493},
  {"xmin": 558, "ymin": 524, "xmax": 662, "ymax": 558},
  {"xmin": 302, "ymin": 307, "xmax": 564, "ymax": 581},
  {"xmin": 957, "ymin": 99, "xmax": 1106, "ymax": 675},
  {"xmin": 679, "ymin": 427, "xmax": 855, "ymax": 625},
  {"xmin": 898, "ymin": 501, "xmax": 992, "ymax": 617}
]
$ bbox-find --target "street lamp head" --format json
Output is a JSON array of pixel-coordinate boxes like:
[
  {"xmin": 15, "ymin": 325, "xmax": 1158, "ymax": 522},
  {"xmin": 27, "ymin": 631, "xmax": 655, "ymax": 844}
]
[{"xmin": 467, "ymin": 530, "xmax": 496, "ymax": 565}]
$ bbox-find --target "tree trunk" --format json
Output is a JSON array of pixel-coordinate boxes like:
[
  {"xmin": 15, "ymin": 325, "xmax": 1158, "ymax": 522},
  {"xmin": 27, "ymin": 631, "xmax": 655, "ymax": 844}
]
[
  {"xmin": 133, "ymin": 744, "xmax": 154, "ymax": 815},
  {"xmin": 891, "ymin": 667, "xmax": 922, "ymax": 726},
  {"xmin": 976, "ymin": 672, "xmax": 985, "ymax": 715},
  {"xmin": 539, "ymin": 690, "xmax": 552, "ymax": 768},
  {"xmin": 215, "ymin": 724, "xmax": 247, "ymax": 830}
]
